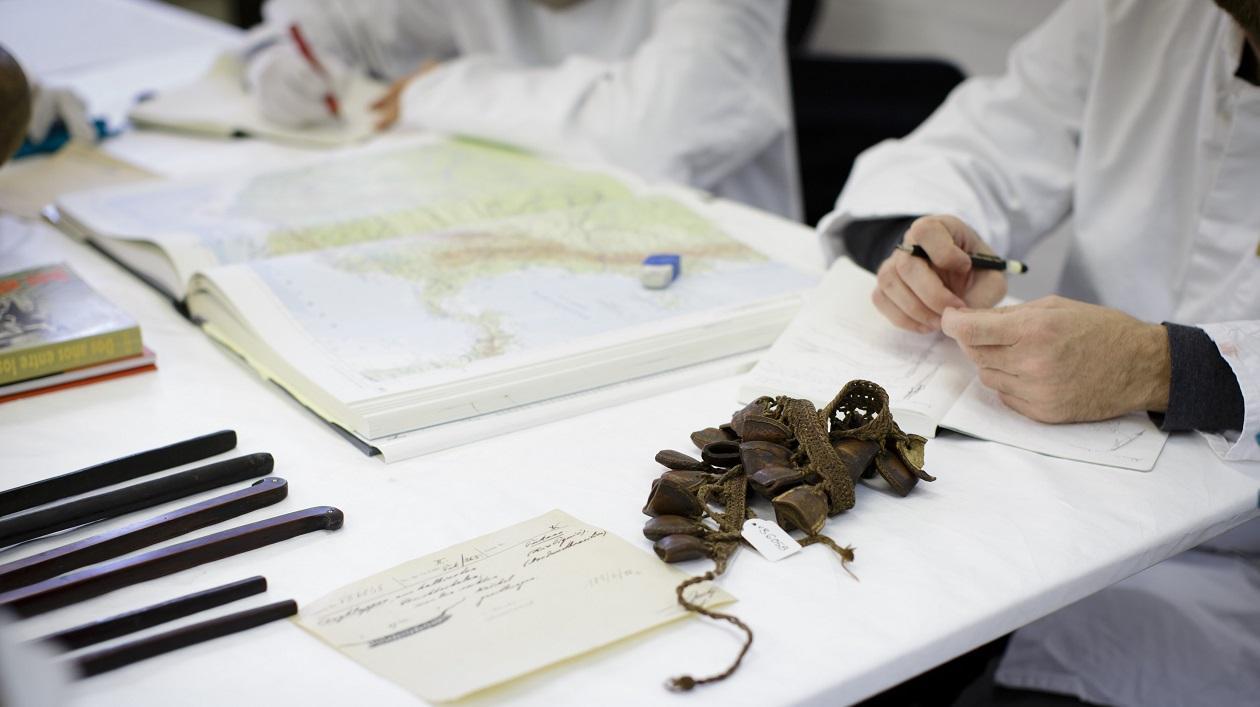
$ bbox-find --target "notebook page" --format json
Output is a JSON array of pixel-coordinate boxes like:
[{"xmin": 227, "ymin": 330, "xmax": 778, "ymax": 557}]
[
  {"xmin": 942, "ymin": 378, "xmax": 1168, "ymax": 471},
  {"xmin": 129, "ymin": 53, "xmax": 385, "ymax": 147}
]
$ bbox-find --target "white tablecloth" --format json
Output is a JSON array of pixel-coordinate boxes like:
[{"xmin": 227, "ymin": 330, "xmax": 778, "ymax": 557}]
[{"xmin": 0, "ymin": 2, "xmax": 1257, "ymax": 705}]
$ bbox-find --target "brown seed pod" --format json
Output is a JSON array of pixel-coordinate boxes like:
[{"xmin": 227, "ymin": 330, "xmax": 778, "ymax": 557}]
[
  {"xmin": 689, "ymin": 427, "xmax": 729, "ymax": 449},
  {"xmin": 772, "ymin": 485, "xmax": 829, "ymax": 535},
  {"xmin": 701, "ymin": 440, "xmax": 742, "ymax": 468},
  {"xmin": 739, "ymin": 441, "xmax": 793, "ymax": 476},
  {"xmin": 738, "ymin": 414, "xmax": 792, "ymax": 445},
  {"xmin": 747, "ymin": 464, "xmax": 808, "ymax": 499},
  {"xmin": 654, "ymin": 449, "xmax": 710, "ymax": 471},
  {"xmin": 872, "ymin": 449, "xmax": 919, "ymax": 497},
  {"xmin": 660, "ymin": 469, "xmax": 719, "ymax": 493},
  {"xmin": 643, "ymin": 515, "xmax": 709, "ymax": 541},
  {"xmin": 729, "ymin": 399, "xmax": 771, "ymax": 438},
  {"xmin": 653, "ymin": 534, "xmax": 710, "ymax": 562},
  {"xmin": 642, "ymin": 477, "xmax": 705, "ymax": 518},
  {"xmin": 833, "ymin": 438, "xmax": 881, "ymax": 483}
]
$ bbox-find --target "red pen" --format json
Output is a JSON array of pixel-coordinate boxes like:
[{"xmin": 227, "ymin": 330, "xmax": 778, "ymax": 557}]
[{"xmin": 288, "ymin": 23, "xmax": 341, "ymax": 119}]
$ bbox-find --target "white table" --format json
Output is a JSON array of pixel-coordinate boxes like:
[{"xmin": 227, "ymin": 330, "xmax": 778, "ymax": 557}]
[{"xmin": 1, "ymin": 3, "xmax": 1258, "ymax": 705}]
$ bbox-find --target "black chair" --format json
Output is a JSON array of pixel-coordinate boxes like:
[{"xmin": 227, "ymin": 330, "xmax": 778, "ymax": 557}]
[{"xmin": 788, "ymin": 0, "xmax": 966, "ymax": 226}]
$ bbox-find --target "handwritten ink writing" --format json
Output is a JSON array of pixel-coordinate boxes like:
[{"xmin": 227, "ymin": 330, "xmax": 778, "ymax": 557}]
[{"xmin": 522, "ymin": 529, "xmax": 606, "ymax": 567}]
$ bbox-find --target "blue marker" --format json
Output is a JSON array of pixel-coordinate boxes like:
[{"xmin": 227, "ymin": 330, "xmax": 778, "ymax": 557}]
[{"xmin": 641, "ymin": 253, "xmax": 681, "ymax": 289}]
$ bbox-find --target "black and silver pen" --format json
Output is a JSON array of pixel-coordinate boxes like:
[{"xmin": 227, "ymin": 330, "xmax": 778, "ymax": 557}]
[{"xmin": 895, "ymin": 243, "xmax": 1028, "ymax": 274}]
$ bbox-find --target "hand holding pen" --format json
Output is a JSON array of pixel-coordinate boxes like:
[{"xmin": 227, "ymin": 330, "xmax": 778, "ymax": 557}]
[
  {"xmin": 244, "ymin": 24, "xmax": 350, "ymax": 128},
  {"xmin": 287, "ymin": 23, "xmax": 340, "ymax": 120},
  {"xmin": 872, "ymin": 214, "xmax": 1011, "ymax": 333}
]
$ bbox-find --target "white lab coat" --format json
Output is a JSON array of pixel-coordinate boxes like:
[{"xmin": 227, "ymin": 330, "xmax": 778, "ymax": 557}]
[
  {"xmin": 820, "ymin": 3, "xmax": 1260, "ymax": 705},
  {"xmin": 821, "ymin": 0, "xmax": 1260, "ymax": 463},
  {"xmin": 259, "ymin": 0, "xmax": 801, "ymax": 220}
]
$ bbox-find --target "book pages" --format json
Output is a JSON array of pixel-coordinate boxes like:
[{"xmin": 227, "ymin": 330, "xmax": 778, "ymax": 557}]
[{"xmin": 294, "ymin": 510, "xmax": 734, "ymax": 702}]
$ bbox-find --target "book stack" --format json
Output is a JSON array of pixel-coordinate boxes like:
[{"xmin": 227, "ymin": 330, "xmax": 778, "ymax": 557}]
[{"xmin": 0, "ymin": 264, "xmax": 155, "ymax": 402}]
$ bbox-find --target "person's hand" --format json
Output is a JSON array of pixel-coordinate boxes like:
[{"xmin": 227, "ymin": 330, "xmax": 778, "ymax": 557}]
[
  {"xmin": 941, "ymin": 296, "xmax": 1171, "ymax": 423},
  {"xmin": 873, "ymin": 215, "xmax": 1007, "ymax": 333},
  {"xmin": 370, "ymin": 60, "xmax": 440, "ymax": 131},
  {"xmin": 246, "ymin": 42, "xmax": 351, "ymax": 128},
  {"xmin": 27, "ymin": 83, "xmax": 92, "ymax": 144}
]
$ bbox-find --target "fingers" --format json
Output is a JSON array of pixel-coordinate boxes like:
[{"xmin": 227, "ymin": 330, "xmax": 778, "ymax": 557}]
[
  {"xmin": 895, "ymin": 253, "xmax": 967, "ymax": 312},
  {"xmin": 374, "ymin": 105, "xmax": 399, "ymax": 131},
  {"xmin": 973, "ymin": 366, "xmax": 1046, "ymax": 421},
  {"xmin": 371, "ymin": 74, "xmax": 412, "ymax": 130},
  {"xmin": 941, "ymin": 307, "xmax": 1023, "ymax": 347},
  {"xmin": 876, "ymin": 259, "xmax": 948, "ymax": 331},
  {"xmin": 904, "ymin": 216, "xmax": 973, "ymax": 274},
  {"xmin": 872, "ymin": 286, "xmax": 934, "ymax": 334},
  {"xmin": 959, "ymin": 343, "xmax": 1016, "ymax": 372}
]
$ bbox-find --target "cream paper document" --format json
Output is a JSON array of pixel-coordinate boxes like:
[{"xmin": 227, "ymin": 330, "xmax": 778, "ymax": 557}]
[{"xmin": 294, "ymin": 509, "xmax": 735, "ymax": 702}]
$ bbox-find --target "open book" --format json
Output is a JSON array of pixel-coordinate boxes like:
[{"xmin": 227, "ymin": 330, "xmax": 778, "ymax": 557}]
[
  {"xmin": 54, "ymin": 139, "xmax": 817, "ymax": 459},
  {"xmin": 129, "ymin": 53, "xmax": 386, "ymax": 147},
  {"xmin": 739, "ymin": 258, "xmax": 1168, "ymax": 471}
]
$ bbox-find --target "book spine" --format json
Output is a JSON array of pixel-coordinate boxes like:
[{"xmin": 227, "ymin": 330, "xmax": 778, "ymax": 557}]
[{"xmin": 0, "ymin": 328, "xmax": 143, "ymax": 386}]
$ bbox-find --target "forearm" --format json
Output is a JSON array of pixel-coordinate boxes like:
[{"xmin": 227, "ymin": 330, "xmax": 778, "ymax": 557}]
[{"xmin": 400, "ymin": 0, "xmax": 789, "ymax": 189}]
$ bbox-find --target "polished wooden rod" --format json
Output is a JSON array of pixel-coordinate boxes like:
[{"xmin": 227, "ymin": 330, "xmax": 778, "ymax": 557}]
[
  {"xmin": 0, "ymin": 430, "xmax": 237, "ymax": 517},
  {"xmin": 0, "ymin": 453, "xmax": 273, "ymax": 549},
  {"xmin": 0, "ymin": 478, "xmax": 287, "ymax": 592}
]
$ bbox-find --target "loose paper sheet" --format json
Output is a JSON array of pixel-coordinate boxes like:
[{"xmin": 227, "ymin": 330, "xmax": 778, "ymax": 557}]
[
  {"xmin": 294, "ymin": 510, "xmax": 735, "ymax": 702},
  {"xmin": 0, "ymin": 144, "xmax": 156, "ymax": 219}
]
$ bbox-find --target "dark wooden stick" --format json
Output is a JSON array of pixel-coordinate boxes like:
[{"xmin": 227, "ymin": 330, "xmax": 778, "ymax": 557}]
[
  {"xmin": 0, "ymin": 507, "xmax": 342, "ymax": 617},
  {"xmin": 40, "ymin": 576, "xmax": 267, "ymax": 651},
  {"xmin": 0, "ymin": 453, "xmax": 273, "ymax": 549},
  {"xmin": 73, "ymin": 599, "xmax": 297, "ymax": 678},
  {"xmin": 0, "ymin": 431, "xmax": 237, "ymax": 517},
  {"xmin": 0, "ymin": 478, "xmax": 287, "ymax": 592}
]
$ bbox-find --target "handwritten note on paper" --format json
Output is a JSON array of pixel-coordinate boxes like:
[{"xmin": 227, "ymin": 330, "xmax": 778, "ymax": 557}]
[{"xmin": 294, "ymin": 510, "xmax": 735, "ymax": 702}]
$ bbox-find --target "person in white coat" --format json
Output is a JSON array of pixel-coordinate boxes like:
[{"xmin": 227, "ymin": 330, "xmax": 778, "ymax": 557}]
[
  {"xmin": 244, "ymin": 0, "xmax": 802, "ymax": 221},
  {"xmin": 822, "ymin": 1, "xmax": 1260, "ymax": 705}
]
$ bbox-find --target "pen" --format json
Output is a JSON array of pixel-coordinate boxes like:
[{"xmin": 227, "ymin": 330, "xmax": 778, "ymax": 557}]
[
  {"xmin": 895, "ymin": 243, "xmax": 1028, "ymax": 274},
  {"xmin": 288, "ymin": 23, "xmax": 341, "ymax": 119}
]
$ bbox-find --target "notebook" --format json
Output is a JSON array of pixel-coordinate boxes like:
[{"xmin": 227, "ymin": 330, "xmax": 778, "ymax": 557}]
[{"xmin": 129, "ymin": 53, "xmax": 386, "ymax": 147}]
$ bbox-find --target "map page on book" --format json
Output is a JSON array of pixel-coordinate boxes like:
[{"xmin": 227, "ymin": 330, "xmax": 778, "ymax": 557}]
[
  {"xmin": 57, "ymin": 139, "xmax": 636, "ymax": 296},
  {"xmin": 190, "ymin": 192, "xmax": 813, "ymax": 437}
]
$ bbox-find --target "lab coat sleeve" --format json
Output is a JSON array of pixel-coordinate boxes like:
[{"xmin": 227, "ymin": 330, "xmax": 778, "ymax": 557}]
[
  {"xmin": 1196, "ymin": 321, "xmax": 1260, "ymax": 461},
  {"xmin": 818, "ymin": 0, "xmax": 1101, "ymax": 261},
  {"xmin": 258, "ymin": 0, "xmax": 456, "ymax": 80},
  {"xmin": 397, "ymin": 0, "xmax": 790, "ymax": 193}
]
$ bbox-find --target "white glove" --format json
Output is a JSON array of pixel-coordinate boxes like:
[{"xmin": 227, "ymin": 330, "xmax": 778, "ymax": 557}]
[
  {"xmin": 246, "ymin": 42, "xmax": 352, "ymax": 128},
  {"xmin": 27, "ymin": 83, "xmax": 92, "ymax": 144}
]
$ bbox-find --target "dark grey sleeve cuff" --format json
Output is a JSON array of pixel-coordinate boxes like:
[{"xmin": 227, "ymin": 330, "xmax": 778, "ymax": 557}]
[
  {"xmin": 840, "ymin": 216, "xmax": 920, "ymax": 273},
  {"xmin": 1156, "ymin": 323, "xmax": 1245, "ymax": 432}
]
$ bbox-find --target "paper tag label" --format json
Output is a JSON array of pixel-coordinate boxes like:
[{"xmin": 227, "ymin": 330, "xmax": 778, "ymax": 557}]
[{"xmin": 741, "ymin": 518, "xmax": 802, "ymax": 561}]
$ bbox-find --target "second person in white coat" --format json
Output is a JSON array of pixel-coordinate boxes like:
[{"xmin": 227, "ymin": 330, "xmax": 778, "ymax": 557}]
[{"xmin": 245, "ymin": 0, "xmax": 802, "ymax": 221}]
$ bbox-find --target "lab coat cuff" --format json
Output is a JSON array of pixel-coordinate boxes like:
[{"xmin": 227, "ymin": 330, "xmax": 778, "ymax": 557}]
[{"xmin": 1195, "ymin": 321, "xmax": 1260, "ymax": 461}]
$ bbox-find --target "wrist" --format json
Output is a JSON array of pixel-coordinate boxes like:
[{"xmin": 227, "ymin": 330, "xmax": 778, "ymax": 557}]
[{"xmin": 1134, "ymin": 322, "xmax": 1171, "ymax": 413}]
